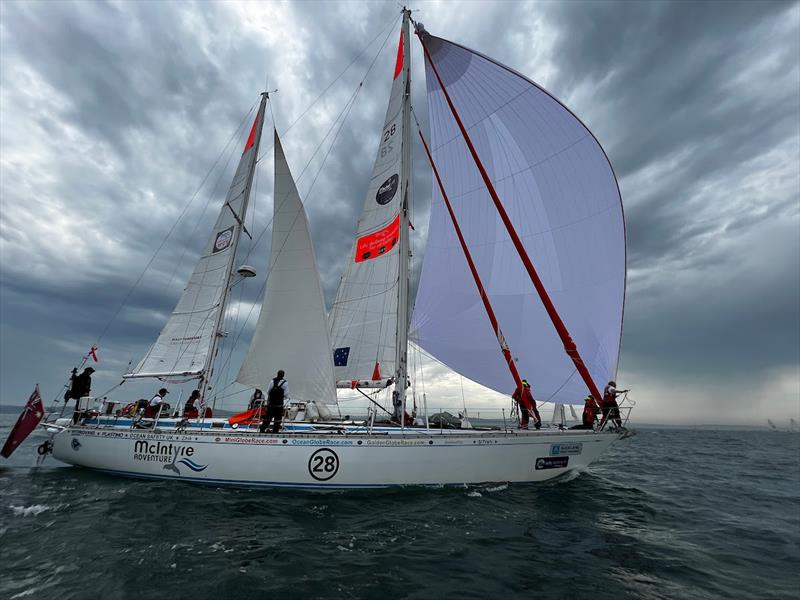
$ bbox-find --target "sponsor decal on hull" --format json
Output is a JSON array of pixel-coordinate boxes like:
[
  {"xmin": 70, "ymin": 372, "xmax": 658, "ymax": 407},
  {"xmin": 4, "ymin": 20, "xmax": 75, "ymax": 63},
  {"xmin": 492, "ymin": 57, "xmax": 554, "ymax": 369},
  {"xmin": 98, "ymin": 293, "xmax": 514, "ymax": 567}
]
[
  {"xmin": 550, "ymin": 443, "xmax": 583, "ymax": 456},
  {"xmin": 535, "ymin": 456, "xmax": 569, "ymax": 470},
  {"xmin": 132, "ymin": 440, "xmax": 208, "ymax": 476}
]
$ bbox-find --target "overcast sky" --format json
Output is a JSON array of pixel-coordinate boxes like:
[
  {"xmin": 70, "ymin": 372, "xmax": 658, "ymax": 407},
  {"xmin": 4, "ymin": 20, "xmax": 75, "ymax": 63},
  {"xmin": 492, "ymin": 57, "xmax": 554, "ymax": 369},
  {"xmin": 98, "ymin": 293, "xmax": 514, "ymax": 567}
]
[{"xmin": 1, "ymin": 0, "xmax": 798, "ymax": 426}]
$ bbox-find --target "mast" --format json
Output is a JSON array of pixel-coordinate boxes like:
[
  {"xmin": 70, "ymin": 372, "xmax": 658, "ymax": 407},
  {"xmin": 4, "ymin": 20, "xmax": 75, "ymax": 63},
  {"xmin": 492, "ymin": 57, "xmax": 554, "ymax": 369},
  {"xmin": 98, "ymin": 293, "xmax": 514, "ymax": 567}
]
[
  {"xmin": 416, "ymin": 30, "xmax": 605, "ymax": 405},
  {"xmin": 201, "ymin": 92, "xmax": 269, "ymax": 404},
  {"xmin": 394, "ymin": 8, "xmax": 412, "ymax": 422}
]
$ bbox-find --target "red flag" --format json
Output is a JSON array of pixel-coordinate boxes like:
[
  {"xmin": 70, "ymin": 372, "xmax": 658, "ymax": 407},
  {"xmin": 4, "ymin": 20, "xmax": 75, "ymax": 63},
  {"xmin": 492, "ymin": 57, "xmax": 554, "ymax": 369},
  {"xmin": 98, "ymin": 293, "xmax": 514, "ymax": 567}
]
[
  {"xmin": 89, "ymin": 345, "xmax": 99, "ymax": 362},
  {"xmin": 1, "ymin": 385, "xmax": 45, "ymax": 459},
  {"xmin": 372, "ymin": 362, "xmax": 381, "ymax": 381}
]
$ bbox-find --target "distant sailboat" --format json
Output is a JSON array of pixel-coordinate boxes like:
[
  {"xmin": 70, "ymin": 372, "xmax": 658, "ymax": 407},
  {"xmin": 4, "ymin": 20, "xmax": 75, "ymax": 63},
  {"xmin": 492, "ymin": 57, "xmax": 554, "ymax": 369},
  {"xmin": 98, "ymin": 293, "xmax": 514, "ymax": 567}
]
[
  {"xmin": 768, "ymin": 419, "xmax": 779, "ymax": 431},
  {"xmin": 36, "ymin": 9, "xmax": 630, "ymax": 488}
]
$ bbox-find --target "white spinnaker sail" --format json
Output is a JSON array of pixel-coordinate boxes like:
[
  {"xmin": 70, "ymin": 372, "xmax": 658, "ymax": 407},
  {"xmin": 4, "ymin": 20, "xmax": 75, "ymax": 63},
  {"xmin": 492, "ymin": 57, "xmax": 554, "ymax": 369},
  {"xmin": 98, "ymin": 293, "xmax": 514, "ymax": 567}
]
[
  {"xmin": 412, "ymin": 34, "xmax": 626, "ymax": 405},
  {"xmin": 328, "ymin": 30, "xmax": 409, "ymax": 384},
  {"xmin": 126, "ymin": 100, "xmax": 266, "ymax": 379},
  {"xmin": 237, "ymin": 131, "xmax": 336, "ymax": 403}
]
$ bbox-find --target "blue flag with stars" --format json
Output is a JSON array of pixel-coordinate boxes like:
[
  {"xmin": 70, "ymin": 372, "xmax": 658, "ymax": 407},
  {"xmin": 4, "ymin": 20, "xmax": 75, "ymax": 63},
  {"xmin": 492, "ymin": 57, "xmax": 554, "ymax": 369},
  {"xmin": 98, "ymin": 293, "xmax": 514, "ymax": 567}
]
[{"xmin": 333, "ymin": 347, "xmax": 350, "ymax": 367}]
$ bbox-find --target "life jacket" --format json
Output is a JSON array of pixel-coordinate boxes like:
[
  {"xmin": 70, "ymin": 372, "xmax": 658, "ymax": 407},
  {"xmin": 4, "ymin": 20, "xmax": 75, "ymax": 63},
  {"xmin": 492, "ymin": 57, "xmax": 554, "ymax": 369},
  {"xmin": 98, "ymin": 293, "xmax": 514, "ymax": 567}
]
[
  {"xmin": 512, "ymin": 386, "xmax": 535, "ymax": 412},
  {"xmin": 267, "ymin": 378, "xmax": 286, "ymax": 405},
  {"xmin": 583, "ymin": 402, "xmax": 597, "ymax": 425},
  {"xmin": 603, "ymin": 387, "xmax": 618, "ymax": 408}
]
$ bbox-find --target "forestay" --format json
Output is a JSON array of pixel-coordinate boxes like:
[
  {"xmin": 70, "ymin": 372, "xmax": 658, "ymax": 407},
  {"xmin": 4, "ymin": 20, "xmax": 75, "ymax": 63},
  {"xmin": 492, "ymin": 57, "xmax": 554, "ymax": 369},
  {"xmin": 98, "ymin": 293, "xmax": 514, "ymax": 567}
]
[
  {"xmin": 328, "ymin": 31, "xmax": 409, "ymax": 385},
  {"xmin": 126, "ymin": 100, "xmax": 266, "ymax": 379},
  {"xmin": 412, "ymin": 34, "xmax": 626, "ymax": 404},
  {"xmin": 237, "ymin": 131, "xmax": 336, "ymax": 403}
]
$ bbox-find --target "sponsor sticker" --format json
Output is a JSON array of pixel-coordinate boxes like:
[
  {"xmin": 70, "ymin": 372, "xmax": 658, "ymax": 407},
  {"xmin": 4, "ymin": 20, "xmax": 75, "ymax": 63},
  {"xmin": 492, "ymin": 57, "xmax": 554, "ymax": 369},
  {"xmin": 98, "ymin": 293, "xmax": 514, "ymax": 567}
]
[
  {"xmin": 213, "ymin": 226, "xmax": 234, "ymax": 253},
  {"xmin": 535, "ymin": 456, "xmax": 569, "ymax": 470},
  {"xmin": 550, "ymin": 443, "xmax": 583, "ymax": 456},
  {"xmin": 354, "ymin": 215, "xmax": 400, "ymax": 263},
  {"xmin": 376, "ymin": 174, "xmax": 399, "ymax": 205}
]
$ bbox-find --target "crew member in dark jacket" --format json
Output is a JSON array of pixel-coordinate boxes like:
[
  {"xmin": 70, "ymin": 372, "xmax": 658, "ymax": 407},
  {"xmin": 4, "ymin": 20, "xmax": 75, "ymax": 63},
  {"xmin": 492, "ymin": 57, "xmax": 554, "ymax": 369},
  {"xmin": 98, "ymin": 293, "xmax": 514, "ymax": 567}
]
[
  {"xmin": 260, "ymin": 370, "xmax": 289, "ymax": 434},
  {"xmin": 183, "ymin": 389, "xmax": 201, "ymax": 418},
  {"xmin": 65, "ymin": 367, "xmax": 94, "ymax": 423}
]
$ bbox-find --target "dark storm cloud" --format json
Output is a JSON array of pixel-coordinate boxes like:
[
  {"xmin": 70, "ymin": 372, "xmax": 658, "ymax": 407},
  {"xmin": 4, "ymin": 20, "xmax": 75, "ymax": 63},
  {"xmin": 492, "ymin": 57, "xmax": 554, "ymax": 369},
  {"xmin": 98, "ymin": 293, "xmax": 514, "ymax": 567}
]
[{"xmin": 0, "ymin": 1, "xmax": 797, "ymax": 423}]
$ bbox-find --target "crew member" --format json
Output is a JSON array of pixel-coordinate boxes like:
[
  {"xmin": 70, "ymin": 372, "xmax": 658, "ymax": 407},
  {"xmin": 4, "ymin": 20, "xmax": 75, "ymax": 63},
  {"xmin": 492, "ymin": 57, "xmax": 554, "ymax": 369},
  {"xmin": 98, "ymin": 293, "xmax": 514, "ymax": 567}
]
[
  {"xmin": 512, "ymin": 379, "xmax": 541, "ymax": 430},
  {"xmin": 65, "ymin": 367, "xmax": 94, "ymax": 423},
  {"xmin": 260, "ymin": 370, "xmax": 289, "ymax": 434},
  {"xmin": 248, "ymin": 388, "xmax": 264, "ymax": 411},
  {"xmin": 183, "ymin": 389, "xmax": 201, "ymax": 419},
  {"xmin": 146, "ymin": 387, "xmax": 169, "ymax": 418},
  {"xmin": 570, "ymin": 395, "xmax": 598, "ymax": 429},
  {"xmin": 601, "ymin": 380, "xmax": 628, "ymax": 429}
]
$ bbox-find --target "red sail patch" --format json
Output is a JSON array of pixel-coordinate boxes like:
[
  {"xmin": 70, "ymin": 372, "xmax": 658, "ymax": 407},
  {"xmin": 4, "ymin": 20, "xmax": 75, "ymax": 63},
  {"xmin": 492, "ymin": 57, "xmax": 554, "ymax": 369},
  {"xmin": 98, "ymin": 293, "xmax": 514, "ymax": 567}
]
[
  {"xmin": 393, "ymin": 32, "xmax": 404, "ymax": 80},
  {"xmin": 355, "ymin": 214, "xmax": 400, "ymax": 263},
  {"xmin": 243, "ymin": 113, "xmax": 260, "ymax": 153}
]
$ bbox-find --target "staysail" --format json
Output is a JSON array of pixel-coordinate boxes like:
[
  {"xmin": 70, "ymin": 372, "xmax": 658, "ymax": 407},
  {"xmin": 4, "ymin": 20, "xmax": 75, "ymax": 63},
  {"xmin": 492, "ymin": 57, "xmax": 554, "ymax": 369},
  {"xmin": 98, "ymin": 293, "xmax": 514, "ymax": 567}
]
[
  {"xmin": 328, "ymin": 23, "xmax": 411, "ymax": 386},
  {"xmin": 126, "ymin": 96, "xmax": 267, "ymax": 379},
  {"xmin": 237, "ymin": 131, "xmax": 336, "ymax": 403},
  {"xmin": 412, "ymin": 33, "xmax": 626, "ymax": 405}
]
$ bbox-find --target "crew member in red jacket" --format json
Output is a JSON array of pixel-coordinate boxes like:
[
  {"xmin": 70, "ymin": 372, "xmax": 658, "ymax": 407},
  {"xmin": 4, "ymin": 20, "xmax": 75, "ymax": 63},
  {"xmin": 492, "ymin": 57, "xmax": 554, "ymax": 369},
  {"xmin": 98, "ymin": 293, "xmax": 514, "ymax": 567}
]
[
  {"xmin": 600, "ymin": 380, "xmax": 628, "ymax": 429},
  {"xmin": 512, "ymin": 379, "xmax": 541, "ymax": 430}
]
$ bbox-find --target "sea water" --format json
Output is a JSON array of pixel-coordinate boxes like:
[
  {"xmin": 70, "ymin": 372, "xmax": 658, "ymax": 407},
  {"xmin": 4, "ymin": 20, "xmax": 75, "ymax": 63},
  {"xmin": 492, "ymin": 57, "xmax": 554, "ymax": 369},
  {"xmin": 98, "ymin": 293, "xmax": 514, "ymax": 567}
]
[{"xmin": 1, "ymin": 414, "xmax": 798, "ymax": 599}]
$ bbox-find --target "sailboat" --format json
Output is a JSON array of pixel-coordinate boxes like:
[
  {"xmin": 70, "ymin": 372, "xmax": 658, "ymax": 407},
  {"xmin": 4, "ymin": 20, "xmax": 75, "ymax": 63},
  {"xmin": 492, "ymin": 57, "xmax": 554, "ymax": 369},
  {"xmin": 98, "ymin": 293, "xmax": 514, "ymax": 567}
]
[{"xmin": 38, "ymin": 9, "xmax": 629, "ymax": 488}]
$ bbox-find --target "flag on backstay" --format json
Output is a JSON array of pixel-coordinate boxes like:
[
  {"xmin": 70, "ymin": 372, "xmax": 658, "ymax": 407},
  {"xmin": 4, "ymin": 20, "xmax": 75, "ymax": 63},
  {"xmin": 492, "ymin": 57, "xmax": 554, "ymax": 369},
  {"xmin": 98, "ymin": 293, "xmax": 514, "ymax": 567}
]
[
  {"xmin": 89, "ymin": 345, "xmax": 99, "ymax": 362},
  {"xmin": 1, "ymin": 385, "xmax": 45, "ymax": 459}
]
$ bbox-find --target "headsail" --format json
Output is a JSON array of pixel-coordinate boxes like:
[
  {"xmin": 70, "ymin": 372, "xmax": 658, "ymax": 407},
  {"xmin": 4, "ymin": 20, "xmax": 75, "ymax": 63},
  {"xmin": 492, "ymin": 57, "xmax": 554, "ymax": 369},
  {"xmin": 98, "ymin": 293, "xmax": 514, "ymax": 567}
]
[
  {"xmin": 237, "ymin": 131, "xmax": 336, "ymax": 403},
  {"xmin": 328, "ymin": 23, "xmax": 411, "ymax": 387},
  {"xmin": 126, "ymin": 97, "xmax": 267, "ymax": 379},
  {"xmin": 412, "ymin": 33, "xmax": 626, "ymax": 405}
]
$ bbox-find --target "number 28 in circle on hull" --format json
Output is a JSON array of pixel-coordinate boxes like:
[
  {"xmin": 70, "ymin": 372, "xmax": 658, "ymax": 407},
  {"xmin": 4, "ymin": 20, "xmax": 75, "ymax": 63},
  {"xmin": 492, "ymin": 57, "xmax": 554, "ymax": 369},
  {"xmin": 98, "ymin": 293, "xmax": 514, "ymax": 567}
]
[{"xmin": 308, "ymin": 448, "xmax": 340, "ymax": 481}]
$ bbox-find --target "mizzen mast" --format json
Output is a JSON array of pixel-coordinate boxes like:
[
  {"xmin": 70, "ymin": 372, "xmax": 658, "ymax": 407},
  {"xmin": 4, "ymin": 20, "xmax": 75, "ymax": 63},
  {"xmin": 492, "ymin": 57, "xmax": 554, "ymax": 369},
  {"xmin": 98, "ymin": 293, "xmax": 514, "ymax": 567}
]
[{"xmin": 393, "ymin": 7, "xmax": 413, "ymax": 422}]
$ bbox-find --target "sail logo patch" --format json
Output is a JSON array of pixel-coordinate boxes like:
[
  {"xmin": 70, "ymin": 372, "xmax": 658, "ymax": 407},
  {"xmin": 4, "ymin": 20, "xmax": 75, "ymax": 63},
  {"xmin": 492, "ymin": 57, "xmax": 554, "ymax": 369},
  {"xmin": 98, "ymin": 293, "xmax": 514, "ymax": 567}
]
[
  {"xmin": 535, "ymin": 456, "xmax": 569, "ymax": 470},
  {"xmin": 354, "ymin": 214, "xmax": 400, "ymax": 263},
  {"xmin": 213, "ymin": 226, "xmax": 234, "ymax": 253},
  {"xmin": 376, "ymin": 174, "xmax": 399, "ymax": 205},
  {"xmin": 333, "ymin": 347, "xmax": 350, "ymax": 367}
]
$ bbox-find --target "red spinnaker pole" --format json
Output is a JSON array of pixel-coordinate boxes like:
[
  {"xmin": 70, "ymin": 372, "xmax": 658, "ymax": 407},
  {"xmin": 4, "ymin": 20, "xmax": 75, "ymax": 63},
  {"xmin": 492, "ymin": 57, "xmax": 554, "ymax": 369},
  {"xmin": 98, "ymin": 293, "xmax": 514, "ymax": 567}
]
[
  {"xmin": 417, "ymin": 32, "xmax": 604, "ymax": 405},
  {"xmin": 417, "ymin": 127, "xmax": 523, "ymax": 394}
]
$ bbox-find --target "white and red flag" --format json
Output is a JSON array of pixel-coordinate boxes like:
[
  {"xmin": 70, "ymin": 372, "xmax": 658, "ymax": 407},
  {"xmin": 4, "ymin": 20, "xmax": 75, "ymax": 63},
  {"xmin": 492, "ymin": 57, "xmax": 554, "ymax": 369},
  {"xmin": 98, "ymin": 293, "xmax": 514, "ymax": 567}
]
[{"xmin": 1, "ymin": 385, "xmax": 45, "ymax": 459}]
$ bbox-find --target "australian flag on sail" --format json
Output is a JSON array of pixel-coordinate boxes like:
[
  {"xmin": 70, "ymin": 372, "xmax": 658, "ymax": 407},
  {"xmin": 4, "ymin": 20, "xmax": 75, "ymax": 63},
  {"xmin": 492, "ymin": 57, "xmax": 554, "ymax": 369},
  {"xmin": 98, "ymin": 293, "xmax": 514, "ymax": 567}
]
[{"xmin": 333, "ymin": 347, "xmax": 350, "ymax": 367}]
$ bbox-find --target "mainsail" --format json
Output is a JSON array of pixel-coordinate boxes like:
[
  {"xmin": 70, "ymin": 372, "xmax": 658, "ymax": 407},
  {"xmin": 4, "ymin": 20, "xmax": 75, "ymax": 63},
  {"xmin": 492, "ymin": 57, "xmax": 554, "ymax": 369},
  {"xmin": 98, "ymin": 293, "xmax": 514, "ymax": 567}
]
[
  {"xmin": 328, "ymin": 23, "xmax": 411, "ymax": 387},
  {"xmin": 411, "ymin": 33, "xmax": 626, "ymax": 405},
  {"xmin": 126, "ymin": 96, "xmax": 267, "ymax": 379},
  {"xmin": 237, "ymin": 131, "xmax": 336, "ymax": 403}
]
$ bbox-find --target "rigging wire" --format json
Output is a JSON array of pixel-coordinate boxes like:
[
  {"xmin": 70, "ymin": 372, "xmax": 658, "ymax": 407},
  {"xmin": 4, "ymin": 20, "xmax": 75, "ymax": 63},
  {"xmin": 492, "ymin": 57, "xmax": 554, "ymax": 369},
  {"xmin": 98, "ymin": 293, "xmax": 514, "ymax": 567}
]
[
  {"xmin": 211, "ymin": 22, "xmax": 400, "ymax": 401},
  {"xmin": 256, "ymin": 12, "xmax": 401, "ymax": 163},
  {"xmin": 90, "ymin": 101, "xmax": 259, "ymax": 349},
  {"xmin": 71, "ymin": 13, "xmax": 398, "ymax": 392},
  {"xmin": 212, "ymin": 82, "xmax": 365, "ymax": 397}
]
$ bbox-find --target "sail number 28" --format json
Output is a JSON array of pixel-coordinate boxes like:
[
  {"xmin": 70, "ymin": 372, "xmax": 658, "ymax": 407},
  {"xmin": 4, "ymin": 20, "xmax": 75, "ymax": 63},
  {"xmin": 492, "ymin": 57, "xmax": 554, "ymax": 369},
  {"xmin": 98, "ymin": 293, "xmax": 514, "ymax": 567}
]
[
  {"xmin": 308, "ymin": 448, "xmax": 340, "ymax": 481},
  {"xmin": 380, "ymin": 123, "xmax": 397, "ymax": 158}
]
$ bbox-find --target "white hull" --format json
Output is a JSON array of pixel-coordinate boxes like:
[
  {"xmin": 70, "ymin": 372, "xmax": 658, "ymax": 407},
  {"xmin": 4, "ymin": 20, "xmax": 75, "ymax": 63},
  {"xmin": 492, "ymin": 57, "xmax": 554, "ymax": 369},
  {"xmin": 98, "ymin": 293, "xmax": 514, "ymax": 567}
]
[{"xmin": 50, "ymin": 425, "xmax": 619, "ymax": 489}]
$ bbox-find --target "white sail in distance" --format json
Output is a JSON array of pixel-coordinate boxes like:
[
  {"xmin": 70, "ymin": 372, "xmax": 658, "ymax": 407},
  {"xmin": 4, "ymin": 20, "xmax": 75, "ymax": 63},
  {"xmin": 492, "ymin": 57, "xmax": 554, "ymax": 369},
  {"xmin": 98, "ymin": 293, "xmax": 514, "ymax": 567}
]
[
  {"xmin": 237, "ymin": 131, "xmax": 336, "ymax": 403},
  {"xmin": 412, "ymin": 33, "xmax": 626, "ymax": 405},
  {"xmin": 328, "ymin": 26, "xmax": 410, "ymax": 386},
  {"xmin": 126, "ymin": 97, "xmax": 267, "ymax": 379}
]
